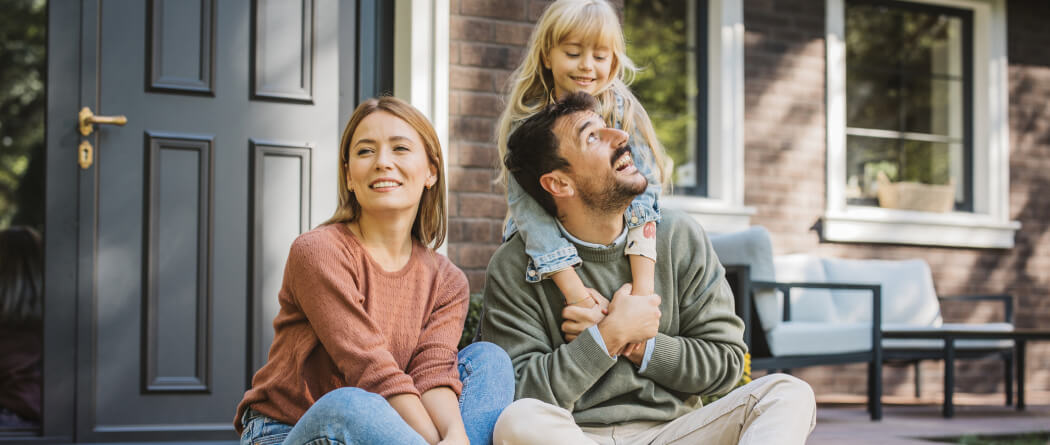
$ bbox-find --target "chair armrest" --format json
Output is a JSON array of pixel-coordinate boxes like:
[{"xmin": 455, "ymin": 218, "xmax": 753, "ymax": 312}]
[
  {"xmin": 751, "ymin": 281, "xmax": 882, "ymax": 322},
  {"xmin": 938, "ymin": 294, "xmax": 1014, "ymax": 323},
  {"xmin": 750, "ymin": 280, "xmax": 882, "ymax": 353}
]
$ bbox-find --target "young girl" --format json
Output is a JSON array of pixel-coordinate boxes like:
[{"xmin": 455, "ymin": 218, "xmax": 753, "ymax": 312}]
[{"xmin": 496, "ymin": 0, "xmax": 668, "ymax": 314}]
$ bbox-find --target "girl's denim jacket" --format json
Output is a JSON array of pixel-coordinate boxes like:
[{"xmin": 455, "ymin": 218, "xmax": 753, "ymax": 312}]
[{"xmin": 503, "ymin": 94, "xmax": 662, "ymax": 283}]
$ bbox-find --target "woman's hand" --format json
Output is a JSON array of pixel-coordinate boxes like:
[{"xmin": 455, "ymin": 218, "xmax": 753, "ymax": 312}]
[
  {"xmin": 436, "ymin": 430, "xmax": 470, "ymax": 445},
  {"xmin": 561, "ymin": 288, "xmax": 609, "ymax": 342}
]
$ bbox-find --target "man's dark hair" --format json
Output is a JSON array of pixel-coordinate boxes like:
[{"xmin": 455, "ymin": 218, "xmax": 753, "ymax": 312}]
[{"xmin": 505, "ymin": 91, "xmax": 599, "ymax": 217}]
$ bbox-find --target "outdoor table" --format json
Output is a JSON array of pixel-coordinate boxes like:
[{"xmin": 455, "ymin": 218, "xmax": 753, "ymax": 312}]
[{"xmin": 881, "ymin": 329, "xmax": 1050, "ymax": 418}]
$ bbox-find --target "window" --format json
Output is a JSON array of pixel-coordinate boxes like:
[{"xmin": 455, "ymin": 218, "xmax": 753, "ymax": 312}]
[
  {"xmin": 844, "ymin": 0, "xmax": 972, "ymax": 212},
  {"xmin": 824, "ymin": 0, "xmax": 1018, "ymax": 248},
  {"xmin": 623, "ymin": 0, "xmax": 754, "ymax": 233},
  {"xmin": 624, "ymin": 0, "xmax": 707, "ymax": 195}
]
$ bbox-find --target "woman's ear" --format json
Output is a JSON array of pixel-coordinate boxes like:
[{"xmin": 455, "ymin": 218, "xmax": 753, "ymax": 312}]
[
  {"xmin": 539, "ymin": 171, "xmax": 573, "ymax": 199},
  {"xmin": 541, "ymin": 53, "xmax": 551, "ymax": 69},
  {"xmin": 426, "ymin": 163, "xmax": 438, "ymax": 189}
]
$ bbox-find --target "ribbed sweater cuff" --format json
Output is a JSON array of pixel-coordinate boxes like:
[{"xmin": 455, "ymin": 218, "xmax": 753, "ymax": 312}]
[
  {"xmin": 640, "ymin": 333, "xmax": 682, "ymax": 380},
  {"xmin": 363, "ymin": 372, "xmax": 420, "ymax": 399},
  {"xmin": 412, "ymin": 347, "xmax": 464, "ymax": 397},
  {"xmin": 568, "ymin": 327, "xmax": 618, "ymax": 378}
]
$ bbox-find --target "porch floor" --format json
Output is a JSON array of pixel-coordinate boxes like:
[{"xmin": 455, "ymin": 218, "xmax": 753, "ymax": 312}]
[{"xmin": 809, "ymin": 391, "xmax": 1050, "ymax": 444}]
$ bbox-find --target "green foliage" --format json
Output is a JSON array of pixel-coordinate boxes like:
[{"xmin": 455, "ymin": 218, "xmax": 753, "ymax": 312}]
[
  {"xmin": 623, "ymin": 0, "xmax": 698, "ymax": 186},
  {"xmin": 0, "ymin": 0, "xmax": 47, "ymax": 230},
  {"xmin": 458, "ymin": 293, "xmax": 485, "ymax": 349}
]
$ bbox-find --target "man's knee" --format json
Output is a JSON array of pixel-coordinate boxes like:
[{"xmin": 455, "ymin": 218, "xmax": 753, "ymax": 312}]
[
  {"xmin": 752, "ymin": 374, "xmax": 816, "ymax": 414},
  {"xmin": 493, "ymin": 399, "xmax": 565, "ymax": 443}
]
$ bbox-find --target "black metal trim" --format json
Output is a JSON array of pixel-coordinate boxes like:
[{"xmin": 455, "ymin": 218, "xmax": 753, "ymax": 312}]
[
  {"xmin": 40, "ymin": 0, "xmax": 83, "ymax": 440},
  {"xmin": 356, "ymin": 0, "xmax": 394, "ymax": 100}
]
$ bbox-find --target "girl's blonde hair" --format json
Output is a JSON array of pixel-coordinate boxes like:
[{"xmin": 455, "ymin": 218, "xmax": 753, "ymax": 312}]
[
  {"xmin": 496, "ymin": 0, "xmax": 669, "ymax": 185},
  {"xmin": 324, "ymin": 96, "xmax": 447, "ymax": 249}
]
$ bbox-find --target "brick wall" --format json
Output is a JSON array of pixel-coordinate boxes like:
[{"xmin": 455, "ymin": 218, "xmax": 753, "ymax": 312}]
[
  {"xmin": 448, "ymin": 0, "xmax": 1050, "ymax": 398},
  {"xmin": 448, "ymin": 0, "xmax": 552, "ymax": 292}
]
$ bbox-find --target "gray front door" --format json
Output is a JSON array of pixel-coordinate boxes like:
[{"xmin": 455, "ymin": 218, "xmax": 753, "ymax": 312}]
[{"xmin": 69, "ymin": 0, "xmax": 340, "ymax": 440}]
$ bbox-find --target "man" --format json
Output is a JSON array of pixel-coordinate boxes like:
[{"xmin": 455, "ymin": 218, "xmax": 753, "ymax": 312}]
[{"xmin": 479, "ymin": 92, "xmax": 816, "ymax": 444}]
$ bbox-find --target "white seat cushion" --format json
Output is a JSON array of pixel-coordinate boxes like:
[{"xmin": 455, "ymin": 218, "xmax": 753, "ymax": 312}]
[
  {"xmin": 771, "ymin": 254, "xmax": 839, "ymax": 325},
  {"xmin": 882, "ymin": 323, "xmax": 1015, "ymax": 350},
  {"xmin": 767, "ymin": 322, "xmax": 872, "ymax": 356},
  {"xmin": 822, "ymin": 258, "xmax": 943, "ymax": 327}
]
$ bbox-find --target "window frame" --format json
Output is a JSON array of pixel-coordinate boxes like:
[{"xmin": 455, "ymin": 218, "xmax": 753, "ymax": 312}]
[
  {"xmin": 824, "ymin": 0, "xmax": 1019, "ymax": 248},
  {"xmin": 660, "ymin": 0, "xmax": 755, "ymax": 233}
]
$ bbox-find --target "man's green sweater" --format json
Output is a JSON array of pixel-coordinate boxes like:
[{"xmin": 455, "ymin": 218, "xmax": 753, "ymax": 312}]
[{"xmin": 480, "ymin": 209, "xmax": 747, "ymax": 425}]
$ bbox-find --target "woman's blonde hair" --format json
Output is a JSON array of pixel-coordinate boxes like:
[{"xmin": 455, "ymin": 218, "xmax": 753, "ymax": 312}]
[
  {"xmin": 323, "ymin": 96, "xmax": 447, "ymax": 249},
  {"xmin": 495, "ymin": 0, "xmax": 669, "ymax": 185}
]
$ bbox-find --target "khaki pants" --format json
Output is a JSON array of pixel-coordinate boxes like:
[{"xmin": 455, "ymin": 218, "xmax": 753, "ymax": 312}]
[{"xmin": 493, "ymin": 374, "xmax": 816, "ymax": 445}]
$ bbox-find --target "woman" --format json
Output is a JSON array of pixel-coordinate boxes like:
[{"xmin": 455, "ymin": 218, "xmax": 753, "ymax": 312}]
[{"xmin": 235, "ymin": 97, "xmax": 513, "ymax": 445}]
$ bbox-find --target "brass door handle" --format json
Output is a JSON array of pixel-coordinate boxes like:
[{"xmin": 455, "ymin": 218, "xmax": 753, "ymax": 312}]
[{"xmin": 79, "ymin": 107, "xmax": 127, "ymax": 136}]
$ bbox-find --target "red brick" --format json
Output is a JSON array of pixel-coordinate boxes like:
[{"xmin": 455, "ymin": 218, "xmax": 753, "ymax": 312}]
[
  {"xmin": 449, "ymin": 167, "xmax": 496, "ymax": 193},
  {"xmin": 456, "ymin": 142, "xmax": 499, "ymax": 168},
  {"xmin": 465, "ymin": 270, "xmax": 488, "ymax": 294},
  {"xmin": 451, "ymin": 116, "xmax": 496, "ymax": 143},
  {"xmin": 457, "ymin": 193, "xmax": 507, "ymax": 218},
  {"xmin": 451, "ymin": 16, "xmax": 492, "ymax": 42},
  {"xmin": 450, "ymin": 66, "xmax": 498, "ymax": 92},
  {"xmin": 461, "ymin": 0, "xmax": 527, "ymax": 20},
  {"xmin": 527, "ymin": 0, "xmax": 554, "ymax": 21},
  {"xmin": 458, "ymin": 92, "xmax": 504, "ymax": 118},
  {"xmin": 460, "ymin": 43, "xmax": 524, "ymax": 70},
  {"xmin": 455, "ymin": 244, "xmax": 500, "ymax": 269}
]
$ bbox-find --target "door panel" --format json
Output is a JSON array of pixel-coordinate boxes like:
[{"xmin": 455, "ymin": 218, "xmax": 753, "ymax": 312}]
[{"xmin": 74, "ymin": 0, "xmax": 339, "ymax": 440}]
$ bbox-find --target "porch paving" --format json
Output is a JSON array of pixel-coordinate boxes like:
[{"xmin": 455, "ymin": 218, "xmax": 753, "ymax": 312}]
[{"xmin": 809, "ymin": 391, "xmax": 1050, "ymax": 444}]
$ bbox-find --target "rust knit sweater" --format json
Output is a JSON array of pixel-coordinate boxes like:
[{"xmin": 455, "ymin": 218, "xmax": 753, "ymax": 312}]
[{"xmin": 234, "ymin": 223, "xmax": 469, "ymax": 433}]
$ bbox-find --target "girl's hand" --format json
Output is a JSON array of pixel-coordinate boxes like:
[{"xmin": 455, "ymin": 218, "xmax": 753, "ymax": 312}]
[{"xmin": 562, "ymin": 288, "xmax": 609, "ymax": 342}]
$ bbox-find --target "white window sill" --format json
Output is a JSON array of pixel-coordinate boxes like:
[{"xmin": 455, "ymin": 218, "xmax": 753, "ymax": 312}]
[
  {"xmin": 823, "ymin": 207, "xmax": 1020, "ymax": 249},
  {"xmin": 663, "ymin": 196, "xmax": 756, "ymax": 235}
]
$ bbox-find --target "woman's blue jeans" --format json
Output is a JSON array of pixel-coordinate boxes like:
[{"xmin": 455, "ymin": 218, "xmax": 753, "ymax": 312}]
[{"xmin": 239, "ymin": 342, "xmax": 514, "ymax": 445}]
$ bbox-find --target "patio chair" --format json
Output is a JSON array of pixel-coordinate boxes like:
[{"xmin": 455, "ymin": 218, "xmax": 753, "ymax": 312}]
[{"xmin": 711, "ymin": 227, "xmax": 883, "ymax": 420}]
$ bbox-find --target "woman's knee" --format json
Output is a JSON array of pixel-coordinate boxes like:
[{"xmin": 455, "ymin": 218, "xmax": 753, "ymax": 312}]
[
  {"xmin": 460, "ymin": 342, "xmax": 512, "ymax": 368},
  {"xmin": 310, "ymin": 387, "xmax": 386, "ymax": 420}
]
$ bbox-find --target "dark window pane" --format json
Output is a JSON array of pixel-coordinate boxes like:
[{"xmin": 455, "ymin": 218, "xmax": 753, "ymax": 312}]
[
  {"xmin": 901, "ymin": 77, "xmax": 964, "ymax": 137},
  {"xmin": 846, "ymin": 135, "xmax": 964, "ymax": 208},
  {"xmin": 846, "ymin": 135, "xmax": 899, "ymax": 204},
  {"xmin": 846, "ymin": 70, "xmax": 901, "ymax": 131},
  {"xmin": 0, "ymin": 0, "xmax": 46, "ymax": 436},
  {"xmin": 624, "ymin": 0, "xmax": 704, "ymax": 193},
  {"xmin": 845, "ymin": 0, "xmax": 970, "ymax": 211}
]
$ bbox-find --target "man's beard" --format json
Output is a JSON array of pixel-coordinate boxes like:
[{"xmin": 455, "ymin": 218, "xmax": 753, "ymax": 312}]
[{"xmin": 575, "ymin": 171, "xmax": 648, "ymax": 215}]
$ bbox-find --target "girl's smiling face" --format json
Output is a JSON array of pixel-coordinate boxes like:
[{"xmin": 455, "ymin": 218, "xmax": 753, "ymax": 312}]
[{"xmin": 544, "ymin": 34, "xmax": 614, "ymax": 100}]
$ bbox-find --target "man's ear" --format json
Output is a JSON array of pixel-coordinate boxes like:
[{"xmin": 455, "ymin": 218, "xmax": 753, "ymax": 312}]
[{"xmin": 540, "ymin": 171, "xmax": 574, "ymax": 199}]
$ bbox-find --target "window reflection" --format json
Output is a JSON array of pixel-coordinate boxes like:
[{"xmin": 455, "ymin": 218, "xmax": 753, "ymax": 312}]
[{"xmin": 0, "ymin": 0, "xmax": 46, "ymax": 435}]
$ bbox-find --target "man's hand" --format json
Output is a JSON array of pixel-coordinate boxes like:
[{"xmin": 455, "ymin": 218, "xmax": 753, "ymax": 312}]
[
  {"xmin": 561, "ymin": 288, "xmax": 609, "ymax": 342},
  {"xmin": 597, "ymin": 284, "xmax": 661, "ymax": 354}
]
